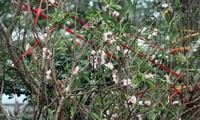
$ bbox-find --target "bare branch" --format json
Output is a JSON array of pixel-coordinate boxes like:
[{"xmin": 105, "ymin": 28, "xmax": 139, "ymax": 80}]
[
  {"xmin": 0, "ymin": 68, "xmax": 10, "ymax": 120},
  {"xmin": 0, "ymin": 20, "xmax": 7, "ymax": 38}
]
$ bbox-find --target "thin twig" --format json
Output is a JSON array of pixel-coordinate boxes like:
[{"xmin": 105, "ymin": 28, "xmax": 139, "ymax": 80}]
[
  {"xmin": 8, "ymin": 0, "xmax": 22, "ymax": 34},
  {"xmin": 55, "ymin": 94, "xmax": 70, "ymax": 120},
  {"xmin": 41, "ymin": 95, "xmax": 59, "ymax": 113}
]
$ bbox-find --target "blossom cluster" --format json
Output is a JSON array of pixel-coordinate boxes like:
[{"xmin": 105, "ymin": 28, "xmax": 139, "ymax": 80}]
[{"xmin": 42, "ymin": 47, "xmax": 52, "ymax": 59}]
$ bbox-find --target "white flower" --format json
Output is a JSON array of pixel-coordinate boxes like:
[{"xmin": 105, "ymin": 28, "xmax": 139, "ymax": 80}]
[
  {"xmin": 150, "ymin": 17, "xmax": 155, "ymax": 20},
  {"xmin": 193, "ymin": 49, "xmax": 197, "ymax": 52},
  {"xmin": 172, "ymin": 101, "xmax": 179, "ymax": 105},
  {"xmin": 138, "ymin": 101, "xmax": 143, "ymax": 106},
  {"xmin": 65, "ymin": 86, "xmax": 69, "ymax": 93},
  {"xmin": 138, "ymin": 27, "xmax": 147, "ymax": 33},
  {"xmin": 150, "ymin": 54, "xmax": 156, "ymax": 59},
  {"xmin": 105, "ymin": 62, "xmax": 114, "ymax": 70},
  {"xmin": 148, "ymin": 34, "xmax": 153, "ymax": 39},
  {"xmin": 162, "ymin": 3, "xmax": 168, "ymax": 8},
  {"xmin": 164, "ymin": 74, "xmax": 171, "ymax": 83}
]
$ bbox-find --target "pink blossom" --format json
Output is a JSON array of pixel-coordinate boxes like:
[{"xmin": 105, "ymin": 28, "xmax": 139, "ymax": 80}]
[
  {"xmin": 111, "ymin": 113, "xmax": 118, "ymax": 119},
  {"xmin": 46, "ymin": 69, "xmax": 52, "ymax": 79},
  {"xmin": 144, "ymin": 100, "xmax": 151, "ymax": 106},
  {"xmin": 123, "ymin": 49, "xmax": 130, "ymax": 54},
  {"xmin": 113, "ymin": 11, "xmax": 120, "ymax": 18},
  {"xmin": 48, "ymin": 0, "xmax": 55, "ymax": 4},
  {"xmin": 112, "ymin": 70, "xmax": 118, "ymax": 83},
  {"xmin": 38, "ymin": 33, "xmax": 47, "ymax": 42},
  {"xmin": 137, "ymin": 114, "xmax": 142, "ymax": 120},
  {"xmin": 109, "ymin": 38, "xmax": 116, "ymax": 44},
  {"xmin": 76, "ymin": 40, "xmax": 81, "ymax": 46},
  {"xmin": 152, "ymin": 29, "xmax": 158, "ymax": 36},
  {"xmin": 105, "ymin": 62, "xmax": 114, "ymax": 70},
  {"xmin": 100, "ymin": 59, "xmax": 105, "ymax": 65},
  {"xmin": 82, "ymin": 23, "xmax": 90, "ymax": 30},
  {"xmin": 176, "ymin": 117, "xmax": 182, "ymax": 120},
  {"xmin": 123, "ymin": 79, "xmax": 132, "ymax": 86},
  {"xmin": 47, "ymin": 50, "xmax": 52, "ymax": 59},
  {"xmin": 106, "ymin": 110, "xmax": 110, "ymax": 115},
  {"xmin": 42, "ymin": 47, "xmax": 52, "ymax": 59},
  {"xmin": 42, "ymin": 47, "xmax": 47, "ymax": 53},
  {"xmin": 152, "ymin": 31, "xmax": 157, "ymax": 36},
  {"xmin": 73, "ymin": 66, "xmax": 79, "ymax": 75},
  {"xmin": 116, "ymin": 46, "xmax": 121, "ymax": 51},
  {"xmin": 90, "ymin": 57, "xmax": 98, "ymax": 69},
  {"xmin": 91, "ymin": 50, "xmax": 96, "ymax": 55},
  {"xmin": 128, "ymin": 95, "xmax": 137, "ymax": 104},
  {"xmin": 103, "ymin": 32, "xmax": 112, "ymax": 42},
  {"xmin": 100, "ymin": 51, "xmax": 106, "ymax": 65},
  {"xmin": 66, "ymin": 77, "xmax": 72, "ymax": 83},
  {"xmin": 92, "ymin": 62, "xmax": 97, "ymax": 69},
  {"xmin": 145, "ymin": 73, "xmax": 154, "ymax": 79}
]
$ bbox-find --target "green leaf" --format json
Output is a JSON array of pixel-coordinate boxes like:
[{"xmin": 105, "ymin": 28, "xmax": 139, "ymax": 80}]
[
  {"xmin": 101, "ymin": 0, "xmax": 107, "ymax": 4},
  {"xmin": 150, "ymin": 111, "xmax": 157, "ymax": 120},
  {"xmin": 146, "ymin": 80, "xmax": 156, "ymax": 90},
  {"xmin": 89, "ymin": 112, "xmax": 99, "ymax": 119},
  {"xmin": 142, "ymin": 65, "xmax": 155, "ymax": 72},
  {"xmin": 101, "ymin": 119, "xmax": 108, "ymax": 120},
  {"xmin": 110, "ymin": 4, "xmax": 122, "ymax": 11},
  {"xmin": 127, "ymin": 0, "xmax": 134, "ymax": 17},
  {"xmin": 132, "ymin": 81, "xmax": 141, "ymax": 89}
]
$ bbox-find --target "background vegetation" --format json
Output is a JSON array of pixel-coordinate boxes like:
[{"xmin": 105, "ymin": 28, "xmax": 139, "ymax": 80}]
[{"xmin": 0, "ymin": 0, "xmax": 200, "ymax": 119}]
